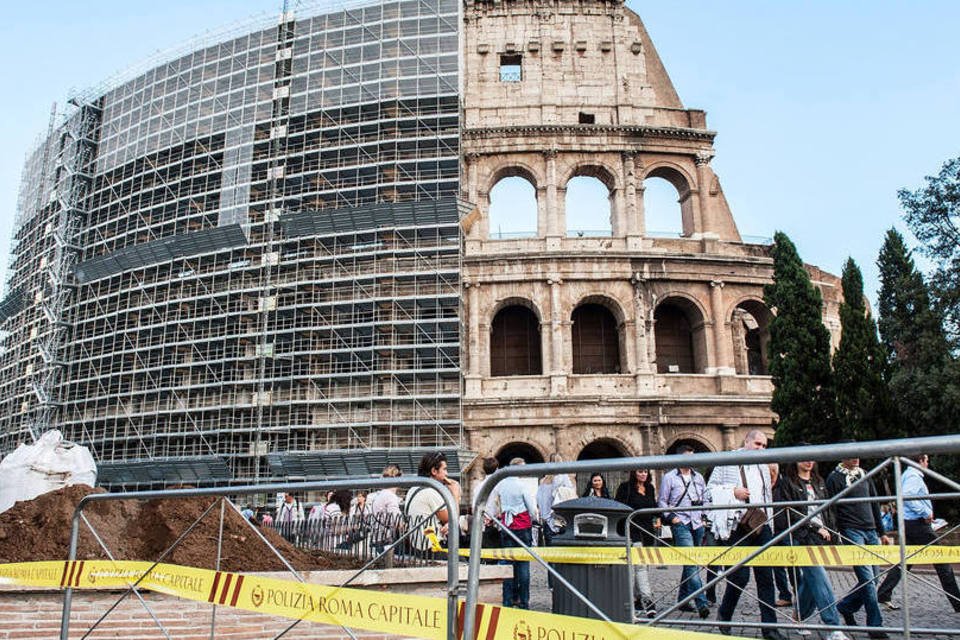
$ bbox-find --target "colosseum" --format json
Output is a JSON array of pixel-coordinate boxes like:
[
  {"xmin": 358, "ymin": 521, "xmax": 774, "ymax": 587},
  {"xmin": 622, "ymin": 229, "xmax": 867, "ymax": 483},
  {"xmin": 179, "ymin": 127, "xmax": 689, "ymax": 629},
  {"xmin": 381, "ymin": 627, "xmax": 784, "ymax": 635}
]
[{"xmin": 0, "ymin": 0, "xmax": 840, "ymax": 491}]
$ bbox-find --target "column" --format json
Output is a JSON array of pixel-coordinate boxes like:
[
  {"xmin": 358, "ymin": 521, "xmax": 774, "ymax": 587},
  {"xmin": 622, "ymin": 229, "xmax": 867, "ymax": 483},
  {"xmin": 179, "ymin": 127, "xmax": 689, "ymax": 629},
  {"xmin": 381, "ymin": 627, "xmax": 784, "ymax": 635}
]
[
  {"xmin": 544, "ymin": 150, "xmax": 562, "ymax": 250},
  {"xmin": 622, "ymin": 151, "xmax": 641, "ymax": 246},
  {"xmin": 694, "ymin": 151, "xmax": 716, "ymax": 239},
  {"xmin": 710, "ymin": 280, "xmax": 734, "ymax": 375},
  {"xmin": 548, "ymin": 276, "xmax": 566, "ymax": 395},
  {"xmin": 464, "ymin": 280, "xmax": 482, "ymax": 397}
]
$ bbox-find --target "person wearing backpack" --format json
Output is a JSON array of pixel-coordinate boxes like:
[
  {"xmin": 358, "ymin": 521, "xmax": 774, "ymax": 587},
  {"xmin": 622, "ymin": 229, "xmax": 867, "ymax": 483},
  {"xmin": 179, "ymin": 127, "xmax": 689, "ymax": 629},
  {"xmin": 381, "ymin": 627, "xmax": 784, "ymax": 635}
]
[{"xmin": 536, "ymin": 453, "xmax": 575, "ymax": 544}]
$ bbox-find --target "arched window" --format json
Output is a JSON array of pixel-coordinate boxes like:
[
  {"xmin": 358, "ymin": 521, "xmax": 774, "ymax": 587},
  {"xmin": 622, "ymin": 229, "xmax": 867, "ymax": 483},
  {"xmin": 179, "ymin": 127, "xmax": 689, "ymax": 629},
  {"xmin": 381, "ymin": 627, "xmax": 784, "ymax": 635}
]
[
  {"xmin": 571, "ymin": 303, "xmax": 621, "ymax": 374},
  {"xmin": 577, "ymin": 439, "xmax": 628, "ymax": 495},
  {"xmin": 495, "ymin": 442, "xmax": 544, "ymax": 469},
  {"xmin": 654, "ymin": 298, "xmax": 707, "ymax": 373},
  {"xmin": 488, "ymin": 175, "xmax": 537, "ymax": 239},
  {"xmin": 490, "ymin": 305, "xmax": 542, "ymax": 376},
  {"xmin": 731, "ymin": 301, "xmax": 773, "ymax": 375},
  {"xmin": 565, "ymin": 175, "xmax": 612, "ymax": 237},
  {"xmin": 643, "ymin": 177, "xmax": 684, "ymax": 237}
]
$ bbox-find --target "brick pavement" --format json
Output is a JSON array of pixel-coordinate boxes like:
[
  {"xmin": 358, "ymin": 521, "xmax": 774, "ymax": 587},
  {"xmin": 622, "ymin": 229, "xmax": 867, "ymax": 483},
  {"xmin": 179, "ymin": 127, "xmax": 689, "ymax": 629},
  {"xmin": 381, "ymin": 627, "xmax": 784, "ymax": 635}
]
[{"xmin": 524, "ymin": 562, "xmax": 960, "ymax": 638}]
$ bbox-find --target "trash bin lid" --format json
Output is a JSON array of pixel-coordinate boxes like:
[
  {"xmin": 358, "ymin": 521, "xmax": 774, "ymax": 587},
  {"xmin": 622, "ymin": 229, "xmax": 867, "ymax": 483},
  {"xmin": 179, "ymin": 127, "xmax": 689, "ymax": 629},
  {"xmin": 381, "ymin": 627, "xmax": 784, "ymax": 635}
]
[{"xmin": 552, "ymin": 496, "xmax": 632, "ymax": 516}]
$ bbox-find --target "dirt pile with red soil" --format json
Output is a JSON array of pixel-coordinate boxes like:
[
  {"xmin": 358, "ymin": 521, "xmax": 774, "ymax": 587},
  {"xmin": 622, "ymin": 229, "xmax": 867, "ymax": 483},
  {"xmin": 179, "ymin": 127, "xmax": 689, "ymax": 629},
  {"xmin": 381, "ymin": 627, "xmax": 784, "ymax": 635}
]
[{"xmin": 0, "ymin": 485, "xmax": 350, "ymax": 571}]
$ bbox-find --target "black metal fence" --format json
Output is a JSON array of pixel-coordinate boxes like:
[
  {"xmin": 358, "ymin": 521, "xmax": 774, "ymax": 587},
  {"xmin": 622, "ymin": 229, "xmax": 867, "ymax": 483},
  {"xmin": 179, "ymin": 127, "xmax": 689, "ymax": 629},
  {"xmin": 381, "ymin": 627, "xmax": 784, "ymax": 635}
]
[{"xmin": 266, "ymin": 512, "xmax": 441, "ymax": 567}]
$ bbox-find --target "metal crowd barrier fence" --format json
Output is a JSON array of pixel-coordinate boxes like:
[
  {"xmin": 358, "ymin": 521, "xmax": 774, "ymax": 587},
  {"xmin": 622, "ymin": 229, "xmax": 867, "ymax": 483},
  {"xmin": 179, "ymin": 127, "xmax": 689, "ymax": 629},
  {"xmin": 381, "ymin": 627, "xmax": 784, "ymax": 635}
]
[
  {"xmin": 59, "ymin": 476, "xmax": 459, "ymax": 640},
  {"xmin": 464, "ymin": 434, "xmax": 960, "ymax": 640},
  {"xmin": 268, "ymin": 512, "xmax": 440, "ymax": 567}
]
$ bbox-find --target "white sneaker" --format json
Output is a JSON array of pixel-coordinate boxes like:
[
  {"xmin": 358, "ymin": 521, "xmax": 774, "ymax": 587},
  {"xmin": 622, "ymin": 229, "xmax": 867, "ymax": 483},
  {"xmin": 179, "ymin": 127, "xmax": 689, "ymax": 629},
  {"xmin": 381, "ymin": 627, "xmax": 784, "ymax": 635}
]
[
  {"xmin": 826, "ymin": 632, "xmax": 852, "ymax": 640},
  {"xmin": 881, "ymin": 600, "xmax": 901, "ymax": 611}
]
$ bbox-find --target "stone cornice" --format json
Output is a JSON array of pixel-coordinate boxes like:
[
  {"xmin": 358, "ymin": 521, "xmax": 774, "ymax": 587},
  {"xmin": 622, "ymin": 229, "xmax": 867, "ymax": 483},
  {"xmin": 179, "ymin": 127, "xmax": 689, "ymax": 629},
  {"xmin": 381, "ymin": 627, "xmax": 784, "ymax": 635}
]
[{"xmin": 462, "ymin": 124, "xmax": 716, "ymax": 143}]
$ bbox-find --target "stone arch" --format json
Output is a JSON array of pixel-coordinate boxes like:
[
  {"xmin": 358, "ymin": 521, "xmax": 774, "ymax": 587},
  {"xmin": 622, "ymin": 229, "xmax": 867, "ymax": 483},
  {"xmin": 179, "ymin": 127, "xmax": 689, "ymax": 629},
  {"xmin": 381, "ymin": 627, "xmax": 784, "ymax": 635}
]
[
  {"xmin": 576, "ymin": 437, "xmax": 631, "ymax": 495},
  {"xmin": 728, "ymin": 297, "xmax": 774, "ymax": 375},
  {"xmin": 490, "ymin": 296, "xmax": 545, "ymax": 323},
  {"xmin": 665, "ymin": 433, "xmax": 715, "ymax": 455},
  {"xmin": 486, "ymin": 164, "xmax": 540, "ymax": 239},
  {"xmin": 562, "ymin": 163, "xmax": 619, "ymax": 237},
  {"xmin": 490, "ymin": 301, "xmax": 543, "ymax": 376},
  {"xmin": 570, "ymin": 295, "xmax": 626, "ymax": 374},
  {"xmin": 653, "ymin": 295, "xmax": 709, "ymax": 374},
  {"xmin": 495, "ymin": 441, "xmax": 546, "ymax": 468},
  {"xmin": 642, "ymin": 162, "xmax": 696, "ymax": 237}
]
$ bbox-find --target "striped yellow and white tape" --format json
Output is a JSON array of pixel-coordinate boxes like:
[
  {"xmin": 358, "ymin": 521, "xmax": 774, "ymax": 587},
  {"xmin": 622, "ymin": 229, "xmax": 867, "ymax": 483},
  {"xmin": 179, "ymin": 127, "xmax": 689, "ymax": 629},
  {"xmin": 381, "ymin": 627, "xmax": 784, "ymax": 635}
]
[
  {"xmin": 0, "ymin": 560, "xmax": 743, "ymax": 640},
  {"xmin": 458, "ymin": 544, "xmax": 960, "ymax": 567}
]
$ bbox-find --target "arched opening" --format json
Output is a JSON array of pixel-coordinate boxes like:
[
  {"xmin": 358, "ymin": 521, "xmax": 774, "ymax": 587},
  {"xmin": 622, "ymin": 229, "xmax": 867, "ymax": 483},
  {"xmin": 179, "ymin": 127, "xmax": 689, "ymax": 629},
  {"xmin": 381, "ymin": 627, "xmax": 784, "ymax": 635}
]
[
  {"xmin": 731, "ymin": 300, "xmax": 773, "ymax": 375},
  {"xmin": 665, "ymin": 438, "xmax": 712, "ymax": 455},
  {"xmin": 565, "ymin": 175, "xmax": 612, "ymax": 237},
  {"xmin": 643, "ymin": 167, "xmax": 693, "ymax": 237},
  {"xmin": 577, "ymin": 439, "xmax": 628, "ymax": 495},
  {"xmin": 571, "ymin": 303, "xmax": 622, "ymax": 374},
  {"xmin": 495, "ymin": 441, "xmax": 545, "ymax": 468},
  {"xmin": 654, "ymin": 298, "xmax": 707, "ymax": 374},
  {"xmin": 490, "ymin": 304, "xmax": 542, "ymax": 376},
  {"xmin": 488, "ymin": 175, "xmax": 537, "ymax": 239}
]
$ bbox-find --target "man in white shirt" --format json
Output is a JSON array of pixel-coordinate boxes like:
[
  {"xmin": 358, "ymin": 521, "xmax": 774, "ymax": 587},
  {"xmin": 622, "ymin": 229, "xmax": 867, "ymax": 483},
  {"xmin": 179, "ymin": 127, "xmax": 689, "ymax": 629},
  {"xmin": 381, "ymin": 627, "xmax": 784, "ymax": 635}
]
[
  {"xmin": 406, "ymin": 452, "xmax": 460, "ymax": 555},
  {"xmin": 706, "ymin": 430, "xmax": 783, "ymax": 640}
]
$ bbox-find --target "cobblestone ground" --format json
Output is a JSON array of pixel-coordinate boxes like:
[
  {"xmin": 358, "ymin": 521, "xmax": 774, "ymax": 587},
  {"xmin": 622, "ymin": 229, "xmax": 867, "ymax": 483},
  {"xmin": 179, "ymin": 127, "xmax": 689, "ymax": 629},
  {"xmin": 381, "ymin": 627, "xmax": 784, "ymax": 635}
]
[{"xmin": 521, "ymin": 562, "xmax": 960, "ymax": 638}]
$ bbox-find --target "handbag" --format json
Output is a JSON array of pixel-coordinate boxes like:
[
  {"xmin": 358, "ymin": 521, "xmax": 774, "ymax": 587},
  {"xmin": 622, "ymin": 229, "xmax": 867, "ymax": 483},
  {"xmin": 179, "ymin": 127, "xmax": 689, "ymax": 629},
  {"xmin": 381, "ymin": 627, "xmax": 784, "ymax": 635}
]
[{"xmin": 738, "ymin": 466, "xmax": 769, "ymax": 533}]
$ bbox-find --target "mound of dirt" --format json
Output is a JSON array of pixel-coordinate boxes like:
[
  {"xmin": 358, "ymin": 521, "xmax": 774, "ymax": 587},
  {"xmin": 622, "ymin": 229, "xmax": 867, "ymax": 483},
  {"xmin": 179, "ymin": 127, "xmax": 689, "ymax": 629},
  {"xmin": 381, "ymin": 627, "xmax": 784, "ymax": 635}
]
[{"xmin": 0, "ymin": 485, "xmax": 349, "ymax": 571}]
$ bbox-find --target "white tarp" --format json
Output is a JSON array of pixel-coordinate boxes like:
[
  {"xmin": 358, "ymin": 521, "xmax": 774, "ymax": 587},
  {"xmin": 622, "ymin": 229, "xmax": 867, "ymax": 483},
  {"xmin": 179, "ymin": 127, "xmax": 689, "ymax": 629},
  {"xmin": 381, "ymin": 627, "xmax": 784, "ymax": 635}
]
[{"xmin": 0, "ymin": 430, "xmax": 97, "ymax": 513}]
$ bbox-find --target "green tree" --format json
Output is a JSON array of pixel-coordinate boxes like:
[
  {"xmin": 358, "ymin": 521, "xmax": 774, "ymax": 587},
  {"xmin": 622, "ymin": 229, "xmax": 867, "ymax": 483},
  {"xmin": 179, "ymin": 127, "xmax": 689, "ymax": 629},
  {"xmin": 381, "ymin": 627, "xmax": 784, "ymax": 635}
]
[
  {"xmin": 764, "ymin": 232, "xmax": 836, "ymax": 445},
  {"xmin": 833, "ymin": 258, "xmax": 897, "ymax": 441},
  {"xmin": 899, "ymin": 156, "xmax": 960, "ymax": 346},
  {"xmin": 876, "ymin": 228, "xmax": 959, "ymax": 437}
]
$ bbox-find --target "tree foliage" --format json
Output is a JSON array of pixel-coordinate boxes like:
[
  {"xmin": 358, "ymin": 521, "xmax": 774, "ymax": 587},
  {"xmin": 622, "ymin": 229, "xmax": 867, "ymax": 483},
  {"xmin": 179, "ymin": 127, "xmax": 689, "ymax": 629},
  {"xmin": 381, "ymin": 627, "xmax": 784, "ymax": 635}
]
[
  {"xmin": 876, "ymin": 228, "xmax": 959, "ymax": 437},
  {"xmin": 764, "ymin": 232, "xmax": 836, "ymax": 445},
  {"xmin": 833, "ymin": 258, "xmax": 897, "ymax": 441},
  {"xmin": 899, "ymin": 157, "xmax": 960, "ymax": 346}
]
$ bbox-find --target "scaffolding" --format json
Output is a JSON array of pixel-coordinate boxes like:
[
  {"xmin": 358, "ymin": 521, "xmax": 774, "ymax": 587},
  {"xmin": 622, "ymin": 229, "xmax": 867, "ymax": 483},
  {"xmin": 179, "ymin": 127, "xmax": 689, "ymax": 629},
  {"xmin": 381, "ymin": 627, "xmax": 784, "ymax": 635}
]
[{"xmin": 0, "ymin": 0, "xmax": 463, "ymax": 486}]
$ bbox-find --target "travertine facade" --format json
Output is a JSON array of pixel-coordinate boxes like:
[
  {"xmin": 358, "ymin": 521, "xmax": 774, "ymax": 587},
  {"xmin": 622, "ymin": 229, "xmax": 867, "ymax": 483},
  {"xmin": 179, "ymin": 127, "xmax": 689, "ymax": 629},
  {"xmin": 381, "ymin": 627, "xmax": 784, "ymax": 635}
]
[{"xmin": 459, "ymin": 0, "xmax": 841, "ymax": 483}]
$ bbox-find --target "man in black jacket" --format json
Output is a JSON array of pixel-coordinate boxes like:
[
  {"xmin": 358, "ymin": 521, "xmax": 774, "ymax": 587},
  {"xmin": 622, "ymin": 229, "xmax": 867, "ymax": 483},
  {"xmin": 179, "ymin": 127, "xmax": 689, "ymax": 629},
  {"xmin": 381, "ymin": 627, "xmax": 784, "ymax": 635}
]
[{"xmin": 825, "ymin": 455, "xmax": 892, "ymax": 640}]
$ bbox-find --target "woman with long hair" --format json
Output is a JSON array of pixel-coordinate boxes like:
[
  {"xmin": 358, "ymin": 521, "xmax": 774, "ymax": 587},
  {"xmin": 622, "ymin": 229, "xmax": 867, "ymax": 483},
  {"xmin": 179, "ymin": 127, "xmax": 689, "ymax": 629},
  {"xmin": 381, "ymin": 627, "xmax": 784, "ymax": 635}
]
[
  {"xmin": 583, "ymin": 472, "xmax": 610, "ymax": 498},
  {"xmin": 774, "ymin": 456, "xmax": 851, "ymax": 640},
  {"xmin": 615, "ymin": 468, "xmax": 660, "ymax": 617}
]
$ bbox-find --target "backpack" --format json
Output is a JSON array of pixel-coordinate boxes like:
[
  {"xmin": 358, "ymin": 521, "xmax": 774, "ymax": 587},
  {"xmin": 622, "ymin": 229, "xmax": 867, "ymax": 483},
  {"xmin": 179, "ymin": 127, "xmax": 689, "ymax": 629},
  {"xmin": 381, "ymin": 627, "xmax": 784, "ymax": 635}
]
[{"xmin": 550, "ymin": 481, "xmax": 577, "ymax": 529}]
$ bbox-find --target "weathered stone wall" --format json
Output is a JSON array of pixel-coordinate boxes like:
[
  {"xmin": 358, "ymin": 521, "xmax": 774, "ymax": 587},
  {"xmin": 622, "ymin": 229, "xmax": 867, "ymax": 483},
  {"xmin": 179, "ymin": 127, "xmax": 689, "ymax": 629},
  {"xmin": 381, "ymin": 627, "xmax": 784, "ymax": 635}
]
[{"xmin": 459, "ymin": 0, "xmax": 843, "ymax": 481}]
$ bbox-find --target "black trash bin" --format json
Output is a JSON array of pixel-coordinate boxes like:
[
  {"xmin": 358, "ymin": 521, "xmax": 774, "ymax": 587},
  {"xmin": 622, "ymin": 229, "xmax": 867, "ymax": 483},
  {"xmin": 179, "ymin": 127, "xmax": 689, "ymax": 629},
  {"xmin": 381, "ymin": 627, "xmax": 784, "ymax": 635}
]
[{"xmin": 550, "ymin": 496, "xmax": 633, "ymax": 622}]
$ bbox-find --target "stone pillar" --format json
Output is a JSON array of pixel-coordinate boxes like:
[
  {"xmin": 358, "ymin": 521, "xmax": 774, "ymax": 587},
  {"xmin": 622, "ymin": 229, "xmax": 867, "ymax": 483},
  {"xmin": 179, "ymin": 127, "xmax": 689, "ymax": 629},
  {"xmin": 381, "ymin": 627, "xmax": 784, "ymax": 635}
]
[
  {"xmin": 720, "ymin": 424, "xmax": 738, "ymax": 452},
  {"xmin": 548, "ymin": 276, "xmax": 566, "ymax": 395},
  {"xmin": 622, "ymin": 151, "xmax": 642, "ymax": 249},
  {"xmin": 544, "ymin": 150, "xmax": 562, "ymax": 250},
  {"xmin": 632, "ymin": 275, "xmax": 655, "ymax": 393},
  {"xmin": 710, "ymin": 280, "xmax": 734, "ymax": 375},
  {"xmin": 464, "ymin": 280, "xmax": 482, "ymax": 397},
  {"xmin": 694, "ymin": 151, "xmax": 717, "ymax": 239}
]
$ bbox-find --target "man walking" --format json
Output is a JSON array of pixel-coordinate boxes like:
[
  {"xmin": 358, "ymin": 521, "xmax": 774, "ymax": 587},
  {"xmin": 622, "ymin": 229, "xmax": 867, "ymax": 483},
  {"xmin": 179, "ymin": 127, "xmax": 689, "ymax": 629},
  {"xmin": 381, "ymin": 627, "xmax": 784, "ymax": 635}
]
[
  {"xmin": 876, "ymin": 454, "xmax": 960, "ymax": 612},
  {"xmin": 659, "ymin": 444, "xmax": 711, "ymax": 619},
  {"xmin": 707, "ymin": 430, "xmax": 784, "ymax": 640},
  {"xmin": 826, "ymin": 453, "xmax": 890, "ymax": 639}
]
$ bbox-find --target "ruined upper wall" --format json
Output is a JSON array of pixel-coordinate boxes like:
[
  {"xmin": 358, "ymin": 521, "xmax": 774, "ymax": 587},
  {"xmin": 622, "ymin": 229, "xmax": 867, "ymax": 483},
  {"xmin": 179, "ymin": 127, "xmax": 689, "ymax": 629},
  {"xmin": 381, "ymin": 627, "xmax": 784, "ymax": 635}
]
[{"xmin": 463, "ymin": 0, "xmax": 701, "ymax": 129}]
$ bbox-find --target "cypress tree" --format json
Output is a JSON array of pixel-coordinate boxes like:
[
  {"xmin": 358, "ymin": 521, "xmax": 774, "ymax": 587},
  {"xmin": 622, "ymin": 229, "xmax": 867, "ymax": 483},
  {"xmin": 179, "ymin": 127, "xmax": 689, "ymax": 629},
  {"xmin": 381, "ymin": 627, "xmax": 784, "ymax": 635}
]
[
  {"xmin": 833, "ymin": 258, "xmax": 897, "ymax": 441},
  {"xmin": 764, "ymin": 232, "xmax": 836, "ymax": 445},
  {"xmin": 876, "ymin": 228, "xmax": 958, "ymax": 437}
]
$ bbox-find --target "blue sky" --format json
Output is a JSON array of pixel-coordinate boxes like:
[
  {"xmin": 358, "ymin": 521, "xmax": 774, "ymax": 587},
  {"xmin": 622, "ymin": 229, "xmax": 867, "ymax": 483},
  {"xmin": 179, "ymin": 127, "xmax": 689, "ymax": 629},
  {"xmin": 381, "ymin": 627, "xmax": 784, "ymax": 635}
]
[{"xmin": 0, "ymin": 1, "xmax": 957, "ymax": 305}]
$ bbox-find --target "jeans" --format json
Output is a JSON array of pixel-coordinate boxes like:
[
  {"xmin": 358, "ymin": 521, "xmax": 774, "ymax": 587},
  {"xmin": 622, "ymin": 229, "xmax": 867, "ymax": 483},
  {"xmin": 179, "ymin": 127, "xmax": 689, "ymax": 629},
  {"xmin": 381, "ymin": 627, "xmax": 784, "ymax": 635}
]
[
  {"xmin": 718, "ymin": 524, "xmax": 777, "ymax": 625},
  {"xmin": 631, "ymin": 542, "xmax": 653, "ymax": 603},
  {"xmin": 672, "ymin": 522, "xmax": 709, "ymax": 609},
  {"xmin": 877, "ymin": 520, "xmax": 960, "ymax": 610},
  {"xmin": 837, "ymin": 528, "xmax": 883, "ymax": 627},
  {"xmin": 792, "ymin": 557, "xmax": 840, "ymax": 625},
  {"xmin": 501, "ymin": 527, "xmax": 532, "ymax": 608}
]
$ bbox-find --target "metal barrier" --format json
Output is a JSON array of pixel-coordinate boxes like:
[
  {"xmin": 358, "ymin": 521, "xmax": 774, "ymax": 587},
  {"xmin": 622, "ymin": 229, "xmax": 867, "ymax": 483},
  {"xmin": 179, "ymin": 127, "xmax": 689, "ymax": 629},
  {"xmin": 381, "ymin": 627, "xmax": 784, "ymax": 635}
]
[
  {"xmin": 268, "ymin": 512, "xmax": 438, "ymax": 567},
  {"xmin": 464, "ymin": 434, "xmax": 960, "ymax": 640},
  {"xmin": 59, "ymin": 476, "xmax": 459, "ymax": 640}
]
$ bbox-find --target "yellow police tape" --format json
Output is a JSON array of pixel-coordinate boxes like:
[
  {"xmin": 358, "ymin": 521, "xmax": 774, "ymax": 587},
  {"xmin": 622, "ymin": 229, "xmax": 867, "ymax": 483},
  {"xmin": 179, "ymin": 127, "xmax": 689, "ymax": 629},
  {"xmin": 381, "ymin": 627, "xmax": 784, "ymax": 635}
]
[
  {"xmin": 0, "ymin": 559, "xmax": 742, "ymax": 639},
  {"xmin": 461, "ymin": 544, "xmax": 960, "ymax": 567}
]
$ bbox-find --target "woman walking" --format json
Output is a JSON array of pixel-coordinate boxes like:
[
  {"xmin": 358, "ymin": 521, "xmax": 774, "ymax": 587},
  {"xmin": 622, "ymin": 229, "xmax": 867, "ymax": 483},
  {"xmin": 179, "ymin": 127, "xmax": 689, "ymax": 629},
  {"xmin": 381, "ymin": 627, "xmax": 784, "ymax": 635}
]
[
  {"xmin": 774, "ymin": 455, "xmax": 851, "ymax": 640},
  {"xmin": 615, "ymin": 468, "xmax": 660, "ymax": 617}
]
